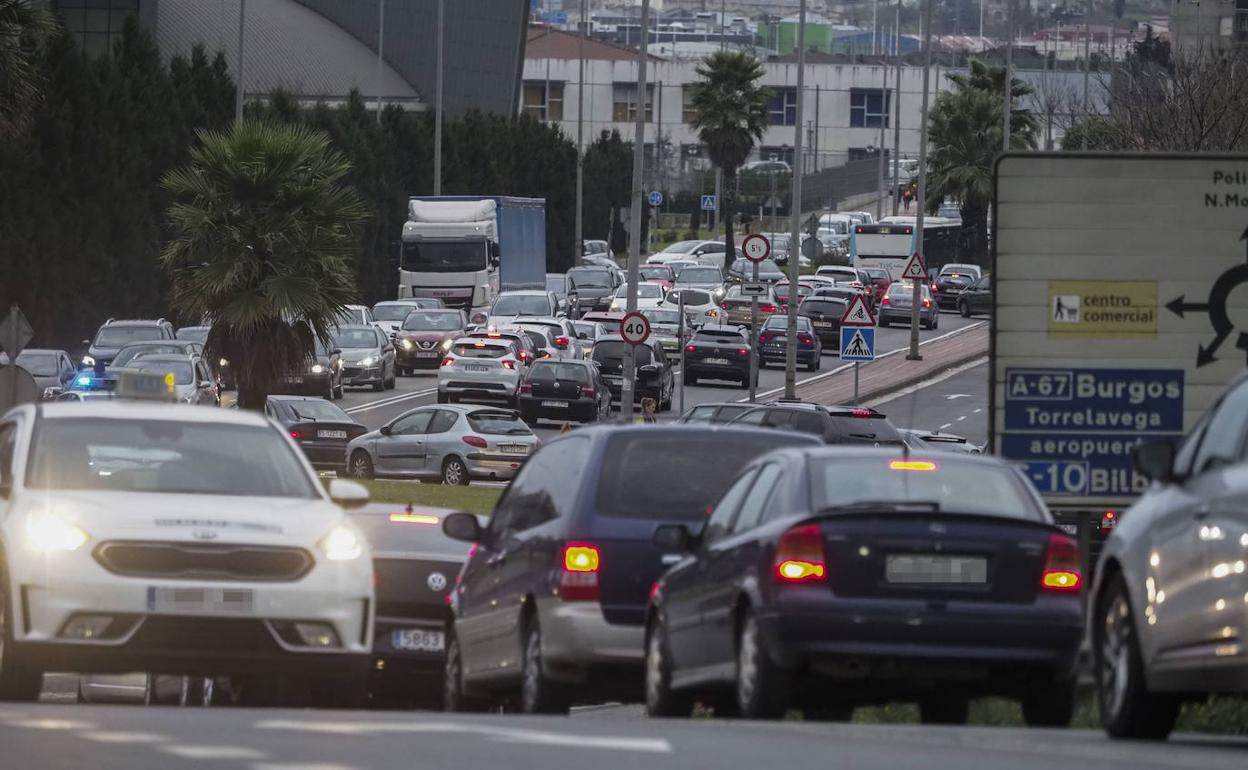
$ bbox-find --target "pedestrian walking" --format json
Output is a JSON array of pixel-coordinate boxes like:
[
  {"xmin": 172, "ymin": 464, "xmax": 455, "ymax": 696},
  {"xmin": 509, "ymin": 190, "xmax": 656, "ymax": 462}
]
[
  {"xmin": 902, "ymin": 186, "xmax": 914, "ymax": 211},
  {"xmin": 636, "ymin": 397, "xmax": 658, "ymax": 424}
]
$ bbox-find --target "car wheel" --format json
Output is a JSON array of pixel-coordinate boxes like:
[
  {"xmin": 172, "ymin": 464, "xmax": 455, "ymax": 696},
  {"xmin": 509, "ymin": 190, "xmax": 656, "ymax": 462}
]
[
  {"xmin": 736, "ymin": 610, "xmax": 790, "ymax": 719},
  {"xmin": 333, "ymin": 381, "xmax": 344, "ymax": 400},
  {"xmin": 644, "ymin": 618, "xmax": 694, "ymax": 718},
  {"xmin": 932, "ymin": 314, "xmax": 939, "ymax": 330},
  {"xmin": 372, "ymin": 379, "xmax": 384, "ymax": 393},
  {"xmin": 179, "ymin": 676, "xmax": 219, "ymax": 707},
  {"xmin": 437, "ymin": 391, "xmax": 448, "ymax": 404},
  {"xmin": 323, "ymin": 380, "xmax": 334, "ymax": 401},
  {"xmin": 0, "ymin": 560, "xmax": 43, "ymax": 702},
  {"xmin": 385, "ymin": 367, "xmax": 396, "ymax": 390},
  {"xmin": 1096, "ymin": 573, "xmax": 1180, "ymax": 739},
  {"xmin": 879, "ymin": 318, "xmax": 889, "ymax": 327},
  {"xmin": 919, "ymin": 697, "xmax": 969, "ymax": 725},
  {"xmin": 1022, "ymin": 674, "xmax": 1076, "ymax": 727},
  {"xmin": 442, "ymin": 456, "xmax": 469, "ymax": 486},
  {"xmin": 959, "ymin": 301, "xmax": 971, "ymax": 318},
  {"xmin": 683, "ymin": 372, "xmax": 696, "ymax": 386},
  {"xmin": 521, "ymin": 620, "xmax": 570, "ymax": 715},
  {"xmin": 348, "ymin": 451, "xmax": 374, "ymax": 480},
  {"xmin": 444, "ymin": 633, "xmax": 486, "ymax": 712}
]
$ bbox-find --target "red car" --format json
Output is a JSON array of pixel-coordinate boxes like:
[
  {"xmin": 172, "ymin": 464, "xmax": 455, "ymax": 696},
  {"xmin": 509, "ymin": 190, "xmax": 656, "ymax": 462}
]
[
  {"xmin": 860, "ymin": 267, "xmax": 892, "ymax": 307},
  {"xmin": 638, "ymin": 264, "xmax": 675, "ymax": 290},
  {"xmin": 774, "ymin": 280, "xmax": 816, "ymax": 311}
]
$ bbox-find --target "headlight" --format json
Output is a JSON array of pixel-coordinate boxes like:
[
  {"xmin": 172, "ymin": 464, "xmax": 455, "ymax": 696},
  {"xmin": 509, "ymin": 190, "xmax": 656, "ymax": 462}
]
[
  {"xmin": 81, "ymin": 355, "xmax": 95, "ymax": 366},
  {"xmin": 441, "ymin": 338, "xmax": 454, "ymax": 351},
  {"xmin": 400, "ymin": 339, "xmax": 413, "ymax": 350},
  {"xmin": 310, "ymin": 364, "xmax": 325, "ymax": 374},
  {"xmin": 358, "ymin": 357, "xmax": 376, "ymax": 367},
  {"xmin": 26, "ymin": 512, "xmax": 89, "ymax": 552},
  {"xmin": 321, "ymin": 524, "xmax": 363, "ymax": 561},
  {"xmin": 218, "ymin": 358, "xmax": 229, "ymax": 367}
]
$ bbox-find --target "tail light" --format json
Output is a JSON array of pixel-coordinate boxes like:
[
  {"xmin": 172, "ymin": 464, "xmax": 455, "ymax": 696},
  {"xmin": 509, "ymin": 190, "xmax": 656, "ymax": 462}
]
[
  {"xmin": 931, "ymin": 282, "xmax": 939, "ymax": 292},
  {"xmin": 1040, "ymin": 533, "xmax": 1082, "ymax": 593},
  {"xmin": 799, "ymin": 335, "xmax": 813, "ymax": 344},
  {"xmin": 555, "ymin": 335, "xmax": 570, "ymax": 347},
  {"xmin": 441, "ymin": 356, "xmax": 455, "ymax": 367},
  {"xmin": 462, "ymin": 436, "xmax": 488, "ymax": 448},
  {"xmin": 773, "ymin": 524, "xmax": 827, "ymax": 584},
  {"xmin": 519, "ymin": 382, "xmax": 532, "ymax": 394},
  {"xmin": 580, "ymin": 386, "xmax": 595, "ymax": 397},
  {"xmin": 685, "ymin": 344, "xmax": 696, "ymax": 352},
  {"xmin": 720, "ymin": 303, "xmax": 729, "ymax": 310},
  {"xmin": 559, "ymin": 543, "xmax": 601, "ymax": 601},
  {"xmin": 759, "ymin": 304, "xmax": 777, "ymax": 313},
  {"xmin": 1100, "ymin": 511, "xmax": 1118, "ymax": 537},
  {"xmin": 881, "ymin": 296, "xmax": 890, "ymax": 305},
  {"xmin": 759, "ymin": 333, "xmax": 772, "ymax": 342},
  {"xmin": 289, "ymin": 430, "xmax": 305, "ymax": 440},
  {"xmin": 501, "ymin": 360, "xmax": 517, "ymax": 370},
  {"xmin": 737, "ymin": 348, "xmax": 751, "ymax": 356},
  {"xmin": 921, "ymin": 298, "xmax": 932, "ymax": 308}
]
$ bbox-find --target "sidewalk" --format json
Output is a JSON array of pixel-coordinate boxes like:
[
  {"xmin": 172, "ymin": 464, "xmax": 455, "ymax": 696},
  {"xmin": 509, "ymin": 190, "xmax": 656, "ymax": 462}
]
[{"xmin": 779, "ymin": 322, "xmax": 988, "ymax": 406}]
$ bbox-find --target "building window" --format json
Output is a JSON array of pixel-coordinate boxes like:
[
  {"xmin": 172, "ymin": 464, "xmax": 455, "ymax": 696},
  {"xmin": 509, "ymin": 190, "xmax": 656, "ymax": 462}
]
[
  {"xmin": 682, "ymin": 84, "xmax": 697, "ymax": 125},
  {"xmin": 850, "ymin": 88, "xmax": 891, "ymax": 128},
  {"xmin": 767, "ymin": 87, "xmax": 797, "ymax": 126},
  {"xmin": 1235, "ymin": 2, "xmax": 1248, "ymax": 43},
  {"xmin": 54, "ymin": 0, "xmax": 139, "ymax": 58},
  {"xmin": 613, "ymin": 83, "xmax": 653, "ymax": 122},
  {"xmin": 522, "ymin": 81, "xmax": 564, "ymax": 122}
]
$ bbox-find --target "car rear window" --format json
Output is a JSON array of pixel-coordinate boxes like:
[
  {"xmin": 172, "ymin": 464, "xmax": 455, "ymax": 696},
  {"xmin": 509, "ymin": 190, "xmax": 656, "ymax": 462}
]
[
  {"xmin": 670, "ymin": 289, "xmax": 711, "ymax": 305},
  {"xmin": 593, "ymin": 341, "xmax": 653, "ymax": 366},
  {"xmin": 595, "ymin": 432, "xmax": 813, "ymax": 521},
  {"xmin": 693, "ymin": 330, "xmax": 746, "ymax": 343},
  {"xmin": 810, "ymin": 457, "xmax": 1041, "ymax": 520},
  {"xmin": 799, "ymin": 300, "xmax": 845, "ymax": 316},
  {"xmin": 348, "ymin": 512, "xmax": 475, "ymax": 557},
  {"xmin": 466, "ymin": 411, "xmax": 532, "ymax": 435},
  {"xmin": 453, "ymin": 342, "xmax": 509, "ymax": 358},
  {"xmin": 281, "ymin": 399, "xmax": 352, "ymax": 423},
  {"xmin": 528, "ymin": 362, "xmax": 589, "ymax": 384},
  {"xmin": 826, "ymin": 413, "xmax": 904, "ymax": 443}
]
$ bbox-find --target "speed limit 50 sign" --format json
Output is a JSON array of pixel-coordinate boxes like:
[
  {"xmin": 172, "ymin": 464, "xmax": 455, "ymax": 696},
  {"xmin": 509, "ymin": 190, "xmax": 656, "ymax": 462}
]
[{"xmin": 619, "ymin": 312, "xmax": 651, "ymax": 346}]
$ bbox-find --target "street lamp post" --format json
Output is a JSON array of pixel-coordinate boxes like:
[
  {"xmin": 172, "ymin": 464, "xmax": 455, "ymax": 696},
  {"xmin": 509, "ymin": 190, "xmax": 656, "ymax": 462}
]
[
  {"xmin": 575, "ymin": 0, "xmax": 587, "ymax": 252},
  {"xmin": 375, "ymin": 0, "xmax": 385, "ymax": 122},
  {"xmin": 433, "ymin": 0, "xmax": 445, "ymax": 195},
  {"xmin": 234, "ymin": 0, "xmax": 247, "ymax": 122},
  {"xmin": 622, "ymin": 0, "xmax": 651, "ymax": 416},
  {"xmin": 784, "ymin": 0, "xmax": 808, "ymax": 400},
  {"xmin": 909, "ymin": 0, "xmax": 934, "ymax": 362}
]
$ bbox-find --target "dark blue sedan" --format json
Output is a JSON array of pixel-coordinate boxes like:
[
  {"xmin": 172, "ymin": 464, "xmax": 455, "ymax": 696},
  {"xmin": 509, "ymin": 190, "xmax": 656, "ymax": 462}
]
[{"xmin": 645, "ymin": 447, "xmax": 1084, "ymax": 724}]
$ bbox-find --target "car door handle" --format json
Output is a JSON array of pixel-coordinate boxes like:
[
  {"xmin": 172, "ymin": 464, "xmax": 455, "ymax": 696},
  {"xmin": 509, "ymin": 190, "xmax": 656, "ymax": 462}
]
[{"xmin": 661, "ymin": 553, "xmax": 683, "ymax": 566}]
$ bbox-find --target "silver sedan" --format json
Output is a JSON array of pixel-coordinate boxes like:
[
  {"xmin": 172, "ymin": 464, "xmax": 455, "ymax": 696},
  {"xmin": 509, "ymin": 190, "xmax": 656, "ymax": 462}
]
[{"xmin": 345, "ymin": 404, "xmax": 539, "ymax": 485}]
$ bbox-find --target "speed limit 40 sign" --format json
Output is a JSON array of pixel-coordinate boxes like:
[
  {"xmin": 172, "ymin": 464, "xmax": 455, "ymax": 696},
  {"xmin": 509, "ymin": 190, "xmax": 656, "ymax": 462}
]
[
  {"xmin": 741, "ymin": 233, "xmax": 771, "ymax": 263},
  {"xmin": 619, "ymin": 312, "xmax": 651, "ymax": 346}
]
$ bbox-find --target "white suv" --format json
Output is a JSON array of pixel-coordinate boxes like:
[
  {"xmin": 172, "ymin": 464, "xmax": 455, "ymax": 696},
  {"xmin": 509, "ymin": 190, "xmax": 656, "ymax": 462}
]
[
  {"xmin": 437, "ymin": 338, "xmax": 523, "ymax": 406},
  {"xmin": 0, "ymin": 402, "xmax": 375, "ymax": 706}
]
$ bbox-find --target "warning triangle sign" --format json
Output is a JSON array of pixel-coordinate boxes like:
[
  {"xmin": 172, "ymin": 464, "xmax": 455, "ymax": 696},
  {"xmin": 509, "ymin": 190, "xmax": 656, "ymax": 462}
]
[
  {"xmin": 843, "ymin": 329, "xmax": 872, "ymax": 358},
  {"xmin": 839, "ymin": 294, "xmax": 876, "ymax": 326},
  {"xmin": 901, "ymin": 252, "xmax": 927, "ymax": 280}
]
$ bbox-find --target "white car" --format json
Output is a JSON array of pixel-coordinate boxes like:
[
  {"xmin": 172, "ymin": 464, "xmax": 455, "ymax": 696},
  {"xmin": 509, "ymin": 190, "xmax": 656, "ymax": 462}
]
[
  {"xmin": 646, "ymin": 239, "xmax": 726, "ymax": 265},
  {"xmin": 371, "ymin": 300, "xmax": 442, "ymax": 336},
  {"xmin": 609, "ymin": 282, "xmax": 666, "ymax": 311},
  {"xmin": 659, "ymin": 287, "xmax": 722, "ymax": 327},
  {"xmin": 336, "ymin": 304, "xmax": 375, "ymax": 326},
  {"xmin": 0, "ymin": 401, "xmax": 375, "ymax": 706},
  {"xmin": 437, "ymin": 337, "xmax": 523, "ymax": 406}
]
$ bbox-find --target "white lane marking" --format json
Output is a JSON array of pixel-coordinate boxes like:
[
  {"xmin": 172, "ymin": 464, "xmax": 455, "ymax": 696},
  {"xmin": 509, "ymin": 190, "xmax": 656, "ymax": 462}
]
[
  {"xmin": 254, "ymin": 720, "xmax": 671, "ymax": 754},
  {"xmin": 945, "ymin": 393, "xmax": 971, "ymax": 400},
  {"xmin": 254, "ymin": 764, "xmax": 359, "ymax": 770},
  {"xmin": 749, "ymin": 322, "xmax": 986, "ymax": 402},
  {"xmin": 343, "ymin": 386, "xmax": 438, "ymax": 414},
  {"xmin": 161, "ymin": 746, "xmax": 267, "ymax": 760},
  {"xmin": 8, "ymin": 719, "xmax": 96, "ymax": 730},
  {"xmin": 972, "ymin": 408, "xmax": 982, "ymax": 414},
  {"xmin": 939, "ymin": 423, "xmax": 952, "ymax": 430},
  {"xmin": 81, "ymin": 732, "xmax": 167, "ymax": 744},
  {"xmin": 864, "ymin": 356, "xmax": 988, "ymax": 408},
  {"xmin": 957, "ymin": 415, "xmax": 966, "ymax": 421}
]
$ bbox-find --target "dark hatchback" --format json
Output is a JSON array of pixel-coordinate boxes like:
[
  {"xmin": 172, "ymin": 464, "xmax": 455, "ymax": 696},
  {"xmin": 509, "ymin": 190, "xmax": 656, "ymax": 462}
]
[
  {"xmin": 645, "ymin": 448, "xmax": 1084, "ymax": 725},
  {"xmin": 933, "ymin": 269, "xmax": 978, "ymax": 309},
  {"xmin": 796, "ymin": 297, "xmax": 848, "ymax": 348},
  {"xmin": 731, "ymin": 402, "xmax": 906, "ymax": 447},
  {"xmin": 517, "ymin": 359, "xmax": 613, "ymax": 424},
  {"xmin": 439, "ymin": 426, "xmax": 822, "ymax": 714},
  {"xmin": 590, "ymin": 336, "xmax": 674, "ymax": 410},
  {"xmin": 678, "ymin": 402, "xmax": 752, "ymax": 424},
  {"xmin": 347, "ymin": 505, "xmax": 474, "ymax": 708},
  {"xmin": 264, "ymin": 395, "xmax": 366, "ymax": 472},
  {"xmin": 757, "ymin": 316, "xmax": 822, "ymax": 371},
  {"xmin": 683, "ymin": 326, "xmax": 752, "ymax": 388}
]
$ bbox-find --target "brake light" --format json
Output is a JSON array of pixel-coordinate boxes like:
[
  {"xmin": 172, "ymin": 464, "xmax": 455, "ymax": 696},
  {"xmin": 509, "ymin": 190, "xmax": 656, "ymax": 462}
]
[
  {"xmin": 850, "ymin": 409, "xmax": 874, "ymax": 417},
  {"xmin": 441, "ymin": 356, "xmax": 455, "ymax": 367},
  {"xmin": 931, "ymin": 282, "xmax": 939, "ymax": 291},
  {"xmin": 685, "ymin": 344, "xmax": 696, "ymax": 352},
  {"xmin": 518, "ymin": 350, "xmax": 529, "ymax": 361},
  {"xmin": 559, "ymin": 543, "xmax": 601, "ymax": 601},
  {"xmin": 921, "ymin": 298, "xmax": 932, "ymax": 308},
  {"xmin": 759, "ymin": 304, "xmax": 777, "ymax": 314},
  {"xmin": 773, "ymin": 524, "xmax": 827, "ymax": 584},
  {"xmin": 889, "ymin": 459, "xmax": 937, "ymax": 471},
  {"xmin": 474, "ymin": 341, "xmax": 486, "ymax": 348},
  {"xmin": 555, "ymin": 335, "xmax": 570, "ymax": 347},
  {"xmin": 759, "ymin": 333, "xmax": 772, "ymax": 342},
  {"xmin": 289, "ymin": 430, "xmax": 305, "ymax": 440},
  {"xmin": 799, "ymin": 335, "xmax": 813, "ymax": 344},
  {"xmin": 1100, "ymin": 511, "xmax": 1118, "ymax": 537},
  {"xmin": 501, "ymin": 360, "xmax": 517, "ymax": 370},
  {"xmin": 390, "ymin": 513, "xmax": 440, "ymax": 524},
  {"xmin": 720, "ymin": 303, "xmax": 729, "ymax": 310},
  {"xmin": 580, "ymin": 386, "xmax": 595, "ymax": 397},
  {"xmin": 519, "ymin": 382, "xmax": 532, "ymax": 394},
  {"xmin": 881, "ymin": 296, "xmax": 890, "ymax": 305},
  {"xmin": 462, "ymin": 436, "xmax": 488, "ymax": 448},
  {"xmin": 737, "ymin": 348, "xmax": 750, "ymax": 356},
  {"xmin": 1040, "ymin": 533, "xmax": 1082, "ymax": 593}
]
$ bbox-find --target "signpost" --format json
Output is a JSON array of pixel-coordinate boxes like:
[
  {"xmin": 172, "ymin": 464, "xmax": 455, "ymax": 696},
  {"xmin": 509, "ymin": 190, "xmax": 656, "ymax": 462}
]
[
  {"xmin": 0, "ymin": 306, "xmax": 36, "ymax": 411},
  {"xmin": 741, "ymin": 234, "xmax": 771, "ymax": 403},
  {"xmin": 700, "ymin": 194, "xmax": 717, "ymax": 211},
  {"xmin": 901, "ymin": 252, "xmax": 928, "ymax": 281},
  {"xmin": 648, "ymin": 190, "xmax": 664, "ymax": 207},
  {"xmin": 838, "ymin": 294, "xmax": 877, "ymax": 403},
  {"xmin": 991, "ymin": 153, "xmax": 1248, "ymax": 520},
  {"xmin": 619, "ymin": 311, "xmax": 651, "ymax": 346}
]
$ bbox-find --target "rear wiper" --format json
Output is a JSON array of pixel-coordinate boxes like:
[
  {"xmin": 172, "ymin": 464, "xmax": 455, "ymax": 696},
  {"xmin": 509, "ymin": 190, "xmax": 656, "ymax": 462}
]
[{"xmin": 815, "ymin": 500, "xmax": 941, "ymax": 515}]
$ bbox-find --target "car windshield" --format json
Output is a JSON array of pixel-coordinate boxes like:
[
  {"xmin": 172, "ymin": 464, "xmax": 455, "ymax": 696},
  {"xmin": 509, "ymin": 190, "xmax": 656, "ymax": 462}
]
[
  {"xmin": 640, "ymin": 309, "xmax": 681, "ymax": 325},
  {"xmin": 529, "ymin": 362, "xmax": 590, "ymax": 383},
  {"xmin": 334, "ymin": 308, "xmax": 368, "ymax": 325},
  {"xmin": 492, "ymin": 295, "xmax": 550, "ymax": 316},
  {"xmin": 567, "ymin": 269, "xmax": 611, "ymax": 289},
  {"xmin": 94, "ymin": 326, "xmax": 164, "ymax": 347},
  {"xmin": 347, "ymin": 512, "xmax": 473, "ymax": 558},
  {"xmin": 176, "ymin": 327, "xmax": 209, "ymax": 343},
  {"xmin": 810, "ymin": 457, "xmax": 1041, "ymax": 520},
  {"xmin": 800, "ymin": 300, "xmax": 846, "ymax": 316},
  {"xmin": 403, "ymin": 311, "xmax": 462, "ymax": 331},
  {"xmin": 467, "ymin": 411, "xmax": 532, "ymax": 435},
  {"xmin": 675, "ymin": 267, "xmax": 720, "ymax": 283},
  {"xmin": 615, "ymin": 284, "xmax": 663, "ymax": 299},
  {"xmin": 593, "ymin": 340, "xmax": 653, "ymax": 366},
  {"xmin": 334, "ymin": 329, "xmax": 379, "ymax": 349},
  {"xmin": 572, "ymin": 322, "xmax": 600, "ymax": 338},
  {"xmin": 113, "ymin": 345, "xmax": 188, "ymax": 367},
  {"xmin": 15, "ymin": 352, "xmax": 58, "ymax": 376},
  {"xmin": 373, "ymin": 304, "xmax": 419, "ymax": 321},
  {"xmin": 453, "ymin": 342, "xmax": 509, "ymax": 358},
  {"xmin": 282, "ymin": 399, "xmax": 352, "ymax": 423},
  {"xmin": 660, "ymin": 241, "xmax": 700, "ymax": 254},
  {"xmin": 596, "ymin": 432, "xmax": 813, "ymax": 520},
  {"xmin": 401, "ymin": 240, "xmax": 487, "ymax": 273},
  {"xmin": 26, "ymin": 418, "xmax": 317, "ymax": 498}
]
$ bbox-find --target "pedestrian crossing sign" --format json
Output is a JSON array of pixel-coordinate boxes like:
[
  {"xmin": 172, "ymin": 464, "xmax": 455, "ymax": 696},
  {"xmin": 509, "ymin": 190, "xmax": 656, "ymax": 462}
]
[
  {"xmin": 901, "ymin": 252, "xmax": 927, "ymax": 280},
  {"xmin": 839, "ymin": 294, "xmax": 876, "ymax": 326},
  {"xmin": 839, "ymin": 327, "xmax": 876, "ymax": 362}
]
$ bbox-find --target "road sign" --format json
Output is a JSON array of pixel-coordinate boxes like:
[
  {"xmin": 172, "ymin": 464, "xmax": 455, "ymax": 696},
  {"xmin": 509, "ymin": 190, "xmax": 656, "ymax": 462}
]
[
  {"xmin": 648, "ymin": 190, "xmax": 664, "ymax": 207},
  {"xmin": 741, "ymin": 233, "xmax": 770, "ymax": 263},
  {"xmin": 700, "ymin": 195, "xmax": 717, "ymax": 211},
  {"xmin": 991, "ymin": 153, "xmax": 1248, "ymax": 508},
  {"xmin": 619, "ymin": 311, "xmax": 651, "ymax": 346},
  {"xmin": 839, "ymin": 294, "xmax": 876, "ymax": 326},
  {"xmin": 901, "ymin": 252, "xmax": 927, "ymax": 281},
  {"xmin": 839, "ymin": 327, "xmax": 875, "ymax": 362},
  {"xmin": 0, "ymin": 306, "xmax": 34, "ymax": 357},
  {"xmin": 740, "ymin": 282, "xmax": 768, "ymax": 297}
]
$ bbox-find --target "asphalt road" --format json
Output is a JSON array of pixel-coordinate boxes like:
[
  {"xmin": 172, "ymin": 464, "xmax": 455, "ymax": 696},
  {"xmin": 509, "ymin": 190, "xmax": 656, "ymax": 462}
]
[
  {"xmin": 1, "ymin": 703, "xmax": 1245, "ymax": 770},
  {"xmin": 868, "ymin": 360, "xmax": 989, "ymax": 446},
  {"xmin": 336, "ymin": 312, "xmax": 983, "ymax": 440}
]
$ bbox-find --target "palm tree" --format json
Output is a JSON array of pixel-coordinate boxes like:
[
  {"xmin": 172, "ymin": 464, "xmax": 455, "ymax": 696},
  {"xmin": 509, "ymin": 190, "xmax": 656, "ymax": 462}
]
[
  {"xmin": 0, "ymin": 0, "xmax": 56, "ymax": 139},
  {"xmin": 926, "ymin": 61, "xmax": 1037, "ymax": 261},
  {"xmin": 161, "ymin": 120, "xmax": 368, "ymax": 409},
  {"xmin": 688, "ymin": 51, "xmax": 770, "ymax": 272}
]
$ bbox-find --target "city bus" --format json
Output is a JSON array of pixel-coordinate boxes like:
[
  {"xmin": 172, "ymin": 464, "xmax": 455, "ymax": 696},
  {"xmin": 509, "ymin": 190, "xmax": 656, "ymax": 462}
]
[{"xmin": 849, "ymin": 217, "xmax": 962, "ymax": 280}]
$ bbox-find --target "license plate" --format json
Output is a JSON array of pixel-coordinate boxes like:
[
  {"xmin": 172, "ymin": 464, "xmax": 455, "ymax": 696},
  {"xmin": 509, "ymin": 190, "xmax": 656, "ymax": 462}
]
[
  {"xmin": 604, "ymin": 375, "xmax": 622, "ymax": 383},
  {"xmin": 704, "ymin": 357, "xmax": 729, "ymax": 365},
  {"xmin": 415, "ymin": 351, "xmax": 438, "ymax": 358},
  {"xmin": 499, "ymin": 444, "xmax": 529, "ymax": 455},
  {"xmin": 814, "ymin": 321, "xmax": 833, "ymax": 328},
  {"xmin": 146, "ymin": 587, "xmax": 254, "ymax": 614},
  {"xmin": 391, "ymin": 628, "xmax": 444, "ymax": 652},
  {"xmin": 317, "ymin": 430, "xmax": 347, "ymax": 439},
  {"xmin": 541, "ymin": 400, "xmax": 569, "ymax": 408},
  {"xmin": 885, "ymin": 555, "xmax": 987, "ymax": 585},
  {"xmin": 287, "ymin": 376, "xmax": 305, "ymax": 384},
  {"xmin": 465, "ymin": 364, "xmax": 489, "ymax": 373}
]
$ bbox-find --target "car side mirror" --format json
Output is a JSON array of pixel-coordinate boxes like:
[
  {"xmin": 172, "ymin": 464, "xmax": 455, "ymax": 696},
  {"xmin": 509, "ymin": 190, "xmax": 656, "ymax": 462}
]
[
  {"xmin": 332, "ymin": 348, "xmax": 342, "ymax": 356},
  {"xmin": 328, "ymin": 479, "xmax": 370, "ymax": 510},
  {"xmin": 379, "ymin": 425, "xmax": 392, "ymax": 436},
  {"xmin": 653, "ymin": 524, "xmax": 694, "ymax": 552},
  {"xmin": 81, "ymin": 339, "xmax": 91, "ymax": 347},
  {"xmin": 1134, "ymin": 441, "xmax": 1177, "ymax": 483},
  {"xmin": 443, "ymin": 511, "xmax": 484, "ymax": 543}
]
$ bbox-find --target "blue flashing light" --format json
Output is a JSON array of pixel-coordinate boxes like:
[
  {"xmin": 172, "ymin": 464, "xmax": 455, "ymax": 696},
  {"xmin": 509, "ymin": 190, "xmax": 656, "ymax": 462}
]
[{"xmin": 76, "ymin": 375, "xmax": 91, "ymax": 387}]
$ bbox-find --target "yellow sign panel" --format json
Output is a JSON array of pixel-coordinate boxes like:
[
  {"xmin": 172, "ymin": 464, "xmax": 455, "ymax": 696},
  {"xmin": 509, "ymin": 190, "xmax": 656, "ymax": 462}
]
[{"xmin": 1047, "ymin": 280, "xmax": 1157, "ymax": 338}]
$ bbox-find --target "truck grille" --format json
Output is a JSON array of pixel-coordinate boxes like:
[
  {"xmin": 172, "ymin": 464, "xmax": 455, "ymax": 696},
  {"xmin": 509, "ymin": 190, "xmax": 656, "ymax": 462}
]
[{"xmin": 94, "ymin": 542, "xmax": 314, "ymax": 582}]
